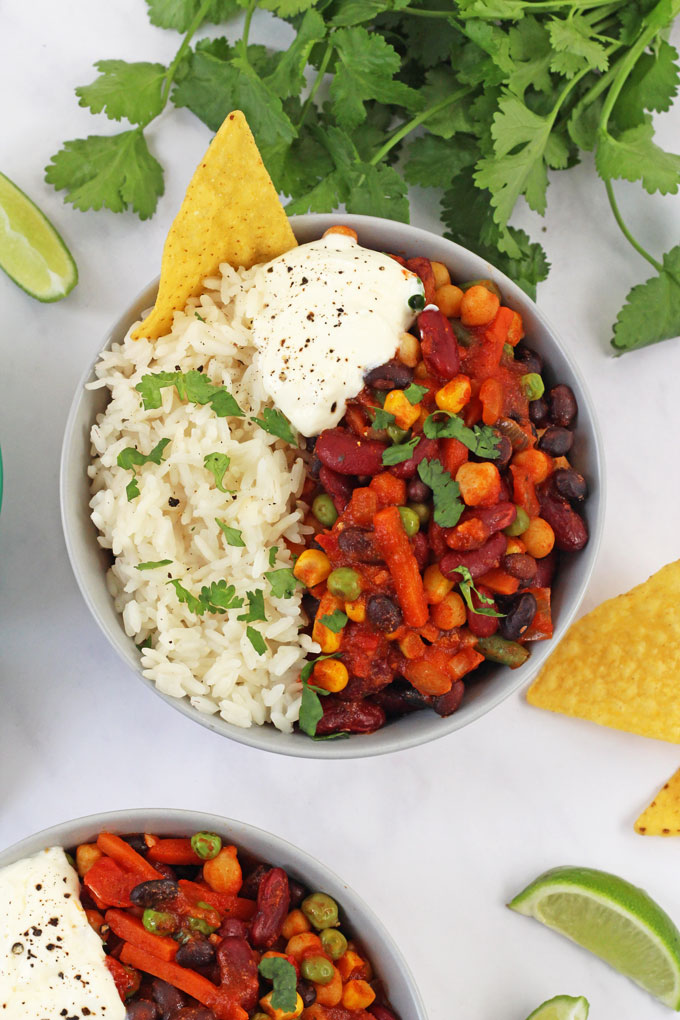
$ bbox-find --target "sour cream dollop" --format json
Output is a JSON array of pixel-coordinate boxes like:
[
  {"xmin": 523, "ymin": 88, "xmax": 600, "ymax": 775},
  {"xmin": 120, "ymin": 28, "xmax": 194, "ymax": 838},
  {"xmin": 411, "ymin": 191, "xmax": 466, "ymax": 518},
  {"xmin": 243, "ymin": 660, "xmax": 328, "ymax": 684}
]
[
  {"xmin": 0, "ymin": 846, "xmax": 126, "ymax": 1020},
  {"xmin": 249, "ymin": 234, "xmax": 423, "ymax": 436}
]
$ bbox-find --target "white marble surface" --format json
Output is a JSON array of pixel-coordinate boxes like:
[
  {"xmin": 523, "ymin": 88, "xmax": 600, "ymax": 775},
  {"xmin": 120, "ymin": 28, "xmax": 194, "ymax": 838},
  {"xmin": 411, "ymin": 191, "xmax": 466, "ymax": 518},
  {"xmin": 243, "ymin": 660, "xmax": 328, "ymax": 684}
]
[{"xmin": 2, "ymin": 4, "xmax": 680, "ymax": 1019}]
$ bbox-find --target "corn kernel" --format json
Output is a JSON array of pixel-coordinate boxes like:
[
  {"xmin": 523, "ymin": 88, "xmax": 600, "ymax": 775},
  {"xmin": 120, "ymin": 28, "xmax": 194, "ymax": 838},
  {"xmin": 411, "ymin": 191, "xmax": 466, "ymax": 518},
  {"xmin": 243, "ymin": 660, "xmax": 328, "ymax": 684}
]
[
  {"xmin": 259, "ymin": 991, "xmax": 304, "ymax": 1020},
  {"xmin": 423, "ymin": 564, "xmax": 454, "ymax": 604},
  {"xmin": 312, "ymin": 618, "xmax": 343, "ymax": 654},
  {"xmin": 431, "ymin": 260, "xmax": 451, "ymax": 288},
  {"xmin": 522, "ymin": 517, "xmax": 555, "ymax": 559},
  {"xmin": 384, "ymin": 389, "xmax": 421, "ymax": 430},
  {"xmin": 398, "ymin": 631, "xmax": 426, "ymax": 659},
  {"xmin": 434, "ymin": 284, "xmax": 463, "ymax": 318},
  {"xmin": 505, "ymin": 537, "xmax": 526, "ymax": 555},
  {"xmin": 435, "ymin": 375, "xmax": 472, "ymax": 414},
  {"xmin": 313, "ymin": 659, "xmax": 349, "ymax": 693},
  {"xmin": 414, "ymin": 360, "xmax": 429, "ymax": 380},
  {"xmin": 345, "ymin": 598, "xmax": 366, "ymax": 623},
  {"xmin": 341, "ymin": 980, "xmax": 376, "ymax": 1011},
  {"xmin": 282, "ymin": 909, "xmax": 311, "ymax": 941},
  {"xmin": 337, "ymin": 950, "xmax": 366, "ymax": 981},
  {"xmin": 398, "ymin": 332, "xmax": 420, "ymax": 368},
  {"xmin": 294, "ymin": 549, "xmax": 331, "ymax": 587},
  {"xmin": 76, "ymin": 844, "xmax": 102, "ymax": 878},
  {"xmin": 430, "ymin": 591, "xmax": 466, "ymax": 630}
]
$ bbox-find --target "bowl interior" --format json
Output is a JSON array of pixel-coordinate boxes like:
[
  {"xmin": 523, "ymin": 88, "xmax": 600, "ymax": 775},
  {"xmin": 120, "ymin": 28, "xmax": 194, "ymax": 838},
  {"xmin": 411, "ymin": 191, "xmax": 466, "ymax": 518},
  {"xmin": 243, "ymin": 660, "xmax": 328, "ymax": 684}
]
[
  {"xmin": 0, "ymin": 808, "xmax": 426, "ymax": 1020},
  {"xmin": 61, "ymin": 213, "xmax": 604, "ymax": 758}
]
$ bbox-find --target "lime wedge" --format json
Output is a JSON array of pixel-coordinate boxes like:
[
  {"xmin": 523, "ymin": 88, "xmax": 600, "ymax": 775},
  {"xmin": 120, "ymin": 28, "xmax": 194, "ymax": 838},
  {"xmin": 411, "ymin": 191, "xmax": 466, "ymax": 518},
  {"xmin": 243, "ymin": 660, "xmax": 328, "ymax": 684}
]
[
  {"xmin": 525, "ymin": 994, "xmax": 589, "ymax": 1020},
  {"xmin": 509, "ymin": 866, "xmax": 680, "ymax": 1009},
  {"xmin": 0, "ymin": 171, "xmax": 77, "ymax": 301}
]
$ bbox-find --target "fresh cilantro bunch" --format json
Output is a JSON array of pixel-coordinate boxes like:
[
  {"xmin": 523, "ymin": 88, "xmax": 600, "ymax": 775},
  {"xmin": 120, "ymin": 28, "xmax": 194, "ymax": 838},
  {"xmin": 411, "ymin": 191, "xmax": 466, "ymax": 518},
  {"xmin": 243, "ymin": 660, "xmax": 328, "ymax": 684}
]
[{"xmin": 46, "ymin": 0, "xmax": 680, "ymax": 352}]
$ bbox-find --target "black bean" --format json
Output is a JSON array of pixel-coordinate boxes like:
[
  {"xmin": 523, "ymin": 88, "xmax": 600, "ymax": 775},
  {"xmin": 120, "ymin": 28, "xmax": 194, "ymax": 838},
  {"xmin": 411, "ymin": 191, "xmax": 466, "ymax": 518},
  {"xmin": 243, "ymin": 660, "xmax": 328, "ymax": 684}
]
[
  {"xmin": 407, "ymin": 477, "xmax": 431, "ymax": 502},
  {"xmin": 499, "ymin": 593, "xmax": 537, "ymax": 642},
  {"xmin": 126, "ymin": 1002, "xmax": 160, "ymax": 1020},
  {"xmin": 529, "ymin": 397, "xmax": 549, "ymax": 428},
  {"xmin": 337, "ymin": 527, "xmax": 383, "ymax": 563},
  {"xmin": 288, "ymin": 878, "xmax": 306, "ymax": 909},
  {"xmin": 367, "ymin": 595, "xmax": 403, "ymax": 633},
  {"xmin": 129, "ymin": 879, "xmax": 179, "ymax": 908},
  {"xmin": 309, "ymin": 454, "xmax": 322, "ymax": 480},
  {"xmin": 502, "ymin": 553, "xmax": 537, "ymax": 584},
  {"xmin": 553, "ymin": 467, "xmax": 587, "ymax": 502},
  {"xmin": 302, "ymin": 594, "xmax": 321, "ymax": 623},
  {"xmin": 298, "ymin": 982, "xmax": 317, "ymax": 1008},
  {"xmin": 364, "ymin": 359, "xmax": 413, "ymax": 390},
  {"xmin": 537, "ymin": 426, "xmax": 573, "ymax": 457},
  {"xmin": 152, "ymin": 979, "xmax": 185, "ymax": 1018},
  {"xmin": 514, "ymin": 345, "xmax": 542, "ymax": 375},
  {"xmin": 492, "ymin": 434, "xmax": 513, "ymax": 468},
  {"xmin": 433, "ymin": 681, "xmax": 465, "ymax": 717},
  {"xmin": 549, "ymin": 384, "xmax": 577, "ymax": 427},
  {"xmin": 122, "ymin": 834, "xmax": 149, "ymax": 855},
  {"xmin": 175, "ymin": 935, "xmax": 215, "ymax": 969},
  {"xmin": 305, "ymin": 436, "xmax": 318, "ymax": 453}
]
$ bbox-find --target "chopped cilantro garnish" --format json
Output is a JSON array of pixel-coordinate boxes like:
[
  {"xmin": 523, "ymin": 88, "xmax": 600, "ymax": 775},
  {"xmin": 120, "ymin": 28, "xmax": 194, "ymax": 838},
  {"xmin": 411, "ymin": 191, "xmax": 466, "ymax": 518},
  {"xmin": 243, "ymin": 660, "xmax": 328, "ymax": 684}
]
[
  {"xmin": 417, "ymin": 458, "xmax": 464, "ymax": 528},
  {"xmin": 238, "ymin": 589, "xmax": 266, "ymax": 623},
  {"xmin": 168, "ymin": 578, "xmax": 243, "ymax": 616},
  {"xmin": 423, "ymin": 412, "xmax": 501, "ymax": 459},
  {"xmin": 136, "ymin": 636, "xmax": 152, "ymax": 651},
  {"xmin": 268, "ymin": 546, "xmax": 279, "ymax": 568},
  {"xmin": 204, "ymin": 453, "xmax": 232, "ymax": 492},
  {"xmin": 195, "ymin": 312, "xmax": 205, "ymax": 322},
  {"xmin": 265, "ymin": 567, "xmax": 301, "ymax": 599},
  {"xmin": 320, "ymin": 610, "xmax": 348, "ymax": 633},
  {"xmin": 136, "ymin": 370, "xmax": 244, "ymax": 417},
  {"xmin": 403, "ymin": 383, "xmax": 428, "ymax": 404},
  {"xmin": 136, "ymin": 559, "xmax": 173, "ymax": 570},
  {"xmin": 371, "ymin": 406, "xmax": 396, "ymax": 430},
  {"xmin": 117, "ymin": 437, "xmax": 170, "ymax": 501},
  {"xmin": 216, "ymin": 519, "xmax": 245, "ymax": 547},
  {"xmin": 246, "ymin": 626, "xmax": 267, "ymax": 655},
  {"xmin": 382, "ymin": 435, "xmax": 419, "ymax": 466},
  {"xmin": 251, "ymin": 407, "xmax": 297, "ymax": 445},
  {"xmin": 455, "ymin": 566, "xmax": 505, "ymax": 618},
  {"xmin": 258, "ymin": 957, "xmax": 297, "ymax": 1013}
]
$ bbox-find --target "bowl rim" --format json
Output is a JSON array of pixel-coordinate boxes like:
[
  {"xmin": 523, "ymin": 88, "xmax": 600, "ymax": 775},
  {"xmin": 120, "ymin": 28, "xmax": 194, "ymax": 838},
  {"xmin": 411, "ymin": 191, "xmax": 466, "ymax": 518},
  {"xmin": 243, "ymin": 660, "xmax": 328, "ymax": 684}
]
[
  {"xmin": 0, "ymin": 807, "xmax": 428, "ymax": 1020},
  {"xmin": 60, "ymin": 212, "xmax": 606, "ymax": 759}
]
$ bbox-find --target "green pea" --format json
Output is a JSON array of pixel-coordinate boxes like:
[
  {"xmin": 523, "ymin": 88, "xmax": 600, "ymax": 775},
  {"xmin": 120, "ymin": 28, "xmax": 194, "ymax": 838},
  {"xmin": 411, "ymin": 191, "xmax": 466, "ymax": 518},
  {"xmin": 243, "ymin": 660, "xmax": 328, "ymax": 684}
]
[
  {"xmin": 142, "ymin": 909, "xmax": 176, "ymax": 935},
  {"xmin": 521, "ymin": 373, "xmax": 545, "ymax": 401},
  {"xmin": 408, "ymin": 289, "xmax": 425, "ymax": 311},
  {"xmin": 327, "ymin": 568, "xmax": 361, "ymax": 602},
  {"xmin": 504, "ymin": 505, "xmax": 530, "ymax": 536},
  {"xmin": 398, "ymin": 506, "xmax": 421, "ymax": 536},
  {"xmin": 387, "ymin": 424, "xmax": 408, "ymax": 444},
  {"xmin": 320, "ymin": 928, "xmax": 348, "ymax": 960},
  {"xmin": 190, "ymin": 831, "xmax": 222, "ymax": 860},
  {"xmin": 312, "ymin": 494, "xmax": 338, "ymax": 527},
  {"xmin": 302, "ymin": 892, "xmax": 340, "ymax": 930},
  {"xmin": 407, "ymin": 502, "xmax": 431, "ymax": 526},
  {"xmin": 301, "ymin": 954, "xmax": 335, "ymax": 985},
  {"xmin": 188, "ymin": 916, "xmax": 217, "ymax": 935},
  {"xmin": 502, "ymin": 343, "xmax": 514, "ymax": 359},
  {"xmin": 451, "ymin": 320, "xmax": 475, "ymax": 347}
]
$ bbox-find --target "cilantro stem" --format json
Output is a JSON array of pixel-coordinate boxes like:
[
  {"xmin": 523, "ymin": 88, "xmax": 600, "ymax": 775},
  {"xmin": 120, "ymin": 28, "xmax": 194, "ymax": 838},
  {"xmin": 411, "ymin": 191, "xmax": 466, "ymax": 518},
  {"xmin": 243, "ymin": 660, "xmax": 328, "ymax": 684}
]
[
  {"xmin": 298, "ymin": 38, "xmax": 334, "ymax": 130},
  {"xmin": 242, "ymin": 0, "xmax": 258, "ymax": 55},
  {"xmin": 160, "ymin": 0, "xmax": 213, "ymax": 109},
  {"xmin": 369, "ymin": 86, "xmax": 472, "ymax": 167},
  {"xmin": 603, "ymin": 178, "xmax": 663, "ymax": 272}
]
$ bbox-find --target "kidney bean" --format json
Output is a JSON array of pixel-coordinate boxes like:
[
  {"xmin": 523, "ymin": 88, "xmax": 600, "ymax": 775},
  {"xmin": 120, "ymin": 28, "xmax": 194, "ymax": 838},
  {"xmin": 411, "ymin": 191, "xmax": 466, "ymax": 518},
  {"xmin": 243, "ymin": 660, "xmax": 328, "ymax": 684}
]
[
  {"xmin": 217, "ymin": 917, "xmax": 249, "ymax": 939},
  {"xmin": 371, "ymin": 683, "xmax": 431, "ymax": 716},
  {"xmin": 553, "ymin": 467, "xmax": 587, "ymax": 502},
  {"xmin": 239, "ymin": 865, "xmax": 268, "ymax": 900},
  {"xmin": 364, "ymin": 358, "xmax": 414, "ymax": 390},
  {"xmin": 417, "ymin": 308, "xmax": 460, "ymax": 379},
  {"xmin": 126, "ymin": 1002, "xmax": 160, "ymax": 1020},
  {"xmin": 466, "ymin": 587, "xmax": 500, "ymax": 638},
  {"xmin": 428, "ymin": 519, "xmax": 449, "ymax": 559},
  {"xmin": 529, "ymin": 397, "xmax": 549, "ymax": 427},
  {"xmin": 367, "ymin": 595, "xmax": 403, "ymax": 633},
  {"xmin": 493, "ymin": 434, "xmax": 513, "ymax": 468},
  {"xmin": 315, "ymin": 698, "xmax": 386, "ymax": 735},
  {"xmin": 407, "ymin": 477, "xmax": 431, "ymax": 502},
  {"xmin": 440, "ymin": 531, "xmax": 506, "ymax": 581},
  {"xmin": 338, "ymin": 527, "xmax": 383, "ymax": 563},
  {"xmin": 173, "ymin": 1010, "xmax": 215, "ymax": 1020},
  {"xmin": 319, "ymin": 464, "xmax": 353, "ymax": 502},
  {"xmin": 297, "ymin": 982, "xmax": 317, "ymax": 1008},
  {"xmin": 317, "ymin": 428, "xmax": 387, "ymax": 476},
  {"xmin": 467, "ymin": 501, "xmax": 516, "ymax": 534},
  {"xmin": 152, "ymin": 979, "xmax": 185, "ymax": 1018},
  {"xmin": 538, "ymin": 425, "xmax": 573, "ymax": 457},
  {"xmin": 130, "ymin": 879, "xmax": 179, "ymax": 909},
  {"xmin": 175, "ymin": 935, "xmax": 215, "ymax": 969},
  {"xmin": 411, "ymin": 530, "xmax": 429, "ymax": 571},
  {"xmin": 548, "ymin": 384, "xmax": 577, "ymax": 427},
  {"xmin": 390, "ymin": 437, "xmax": 439, "ymax": 479},
  {"xmin": 406, "ymin": 256, "xmax": 437, "ymax": 304},
  {"xmin": 514, "ymin": 344, "xmax": 542, "ymax": 375},
  {"xmin": 147, "ymin": 861, "xmax": 177, "ymax": 882},
  {"xmin": 535, "ymin": 548, "xmax": 558, "ymax": 587},
  {"xmin": 499, "ymin": 592, "xmax": 537, "ymax": 641},
  {"xmin": 538, "ymin": 482, "xmax": 588, "ymax": 551},
  {"xmin": 216, "ymin": 937, "xmax": 259, "ymax": 1013},
  {"xmin": 250, "ymin": 868, "xmax": 290, "ymax": 948},
  {"xmin": 503, "ymin": 553, "xmax": 537, "ymax": 584},
  {"xmin": 432, "ymin": 681, "xmax": 465, "ymax": 718}
]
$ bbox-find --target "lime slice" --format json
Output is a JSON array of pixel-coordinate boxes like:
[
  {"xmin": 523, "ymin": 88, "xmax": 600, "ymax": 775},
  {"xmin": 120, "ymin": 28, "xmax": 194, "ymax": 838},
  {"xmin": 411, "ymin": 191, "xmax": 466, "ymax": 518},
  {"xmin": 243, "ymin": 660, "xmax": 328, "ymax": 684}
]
[
  {"xmin": 509, "ymin": 866, "xmax": 680, "ymax": 1009},
  {"xmin": 525, "ymin": 994, "xmax": 589, "ymax": 1020},
  {"xmin": 0, "ymin": 171, "xmax": 77, "ymax": 301}
]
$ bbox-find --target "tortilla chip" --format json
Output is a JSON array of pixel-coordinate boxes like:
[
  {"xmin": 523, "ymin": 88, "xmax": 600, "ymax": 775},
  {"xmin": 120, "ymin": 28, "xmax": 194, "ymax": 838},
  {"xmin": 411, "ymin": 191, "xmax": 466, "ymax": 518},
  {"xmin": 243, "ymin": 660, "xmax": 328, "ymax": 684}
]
[
  {"xmin": 527, "ymin": 560, "xmax": 680, "ymax": 742},
  {"xmin": 635, "ymin": 768, "xmax": 680, "ymax": 835},
  {"xmin": 132, "ymin": 110, "xmax": 296, "ymax": 340}
]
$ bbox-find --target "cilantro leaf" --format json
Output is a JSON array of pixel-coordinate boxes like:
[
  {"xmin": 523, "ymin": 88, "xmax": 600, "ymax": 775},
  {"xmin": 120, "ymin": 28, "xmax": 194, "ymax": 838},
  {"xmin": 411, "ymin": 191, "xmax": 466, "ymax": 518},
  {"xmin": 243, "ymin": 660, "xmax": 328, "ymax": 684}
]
[
  {"xmin": 145, "ymin": 0, "xmax": 241, "ymax": 31},
  {"xmin": 135, "ymin": 371, "xmax": 181, "ymax": 410},
  {"xmin": 258, "ymin": 957, "xmax": 297, "ymax": 1013},
  {"xmin": 382, "ymin": 436, "xmax": 419, "ymax": 466},
  {"xmin": 320, "ymin": 610, "xmax": 348, "ymax": 633},
  {"xmin": 251, "ymin": 407, "xmax": 297, "ymax": 444},
  {"xmin": 137, "ymin": 636, "xmax": 153, "ymax": 651},
  {"xmin": 136, "ymin": 559, "xmax": 173, "ymax": 570},
  {"xmin": 265, "ymin": 568, "xmax": 301, "ymax": 599},
  {"xmin": 204, "ymin": 454, "xmax": 232, "ymax": 493},
  {"xmin": 330, "ymin": 27, "xmax": 422, "ymax": 130},
  {"xmin": 76, "ymin": 60, "xmax": 167, "ymax": 126},
  {"xmin": 455, "ymin": 566, "xmax": 505, "ymax": 617},
  {"xmin": 596, "ymin": 121, "xmax": 680, "ymax": 196},
  {"xmin": 423, "ymin": 412, "xmax": 500, "ymax": 458},
  {"xmin": 611, "ymin": 245, "xmax": 680, "ymax": 354},
  {"xmin": 126, "ymin": 477, "xmax": 140, "ymax": 501},
  {"xmin": 117, "ymin": 438, "xmax": 170, "ymax": 471},
  {"xmin": 136, "ymin": 371, "xmax": 243, "ymax": 417},
  {"xmin": 265, "ymin": 10, "xmax": 327, "ymax": 99},
  {"xmin": 168, "ymin": 578, "xmax": 206, "ymax": 615},
  {"xmin": 45, "ymin": 129, "xmax": 164, "ymax": 219},
  {"xmin": 168, "ymin": 578, "xmax": 243, "ymax": 615},
  {"xmin": 238, "ymin": 589, "xmax": 267, "ymax": 622},
  {"xmin": 246, "ymin": 626, "xmax": 267, "ymax": 655},
  {"xmin": 299, "ymin": 682, "xmax": 326, "ymax": 737},
  {"xmin": 216, "ymin": 519, "xmax": 245, "ymax": 547},
  {"xmin": 268, "ymin": 546, "xmax": 279, "ymax": 568},
  {"xmin": 403, "ymin": 383, "xmax": 428, "ymax": 404},
  {"xmin": 417, "ymin": 458, "xmax": 464, "ymax": 527},
  {"xmin": 403, "ymin": 134, "xmax": 479, "ymax": 190},
  {"xmin": 612, "ymin": 41, "xmax": 680, "ymax": 131},
  {"xmin": 371, "ymin": 407, "xmax": 396, "ymax": 430},
  {"xmin": 547, "ymin": 15, "xmax": 609, "ymax": 79}
]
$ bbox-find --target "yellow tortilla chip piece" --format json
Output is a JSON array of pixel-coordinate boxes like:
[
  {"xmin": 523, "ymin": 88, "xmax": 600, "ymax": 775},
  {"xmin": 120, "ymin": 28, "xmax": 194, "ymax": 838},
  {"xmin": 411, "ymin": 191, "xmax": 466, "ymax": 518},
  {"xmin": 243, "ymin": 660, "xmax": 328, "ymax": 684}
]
[
  {"xmin": 635, "ymin": 768, "xmax": 680, "ymax": 835},
  {"xmin": 527, "ymin": 560, "xmax": 680, "ymax": 742},
  {"xmin": 133, "ymin": 110, "xmax": 296, "ymax": 340}
]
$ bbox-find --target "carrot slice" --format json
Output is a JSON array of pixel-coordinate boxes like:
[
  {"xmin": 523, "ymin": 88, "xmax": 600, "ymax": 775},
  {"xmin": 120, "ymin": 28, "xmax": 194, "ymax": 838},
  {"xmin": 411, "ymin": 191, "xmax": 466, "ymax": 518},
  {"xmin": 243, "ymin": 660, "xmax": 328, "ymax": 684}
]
[
  {"xmin": 105, "ymin": 909, "xmax": 178, "ymax": 963},
  {"xmin": 147, "ymin": 838, "xmax": 202, "ymax": 866},
  {"xmin": 373, "ymin": 506, "xmax": 428, "ymax": 628},
  {"xmin": 97, "ymin": 833, "xmax": 164, "ymax": 881},
  {"xmin": 178, "ymin": 879, "xmax": 256, "ymax": 920}
]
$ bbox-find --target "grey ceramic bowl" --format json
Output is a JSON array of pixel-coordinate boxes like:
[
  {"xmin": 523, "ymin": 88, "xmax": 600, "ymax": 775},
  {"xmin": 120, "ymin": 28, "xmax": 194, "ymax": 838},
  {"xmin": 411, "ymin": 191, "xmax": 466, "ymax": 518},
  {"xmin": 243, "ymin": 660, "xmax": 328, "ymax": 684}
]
[
  {"xmin": 61, "ymin": 213, "xmax": 605, "ymax": 759},
  {"xmin": 0, "ymin": 808, "xmax": 426, "ymax": 1019}
]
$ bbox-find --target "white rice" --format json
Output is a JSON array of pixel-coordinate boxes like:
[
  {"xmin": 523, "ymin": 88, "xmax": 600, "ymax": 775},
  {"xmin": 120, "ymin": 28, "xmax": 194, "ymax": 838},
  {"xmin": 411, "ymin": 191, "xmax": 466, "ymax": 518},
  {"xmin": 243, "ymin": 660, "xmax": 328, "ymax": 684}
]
[{"xmin": 87, "ymin": 263, "xmax": 319, "ymax": 732}]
